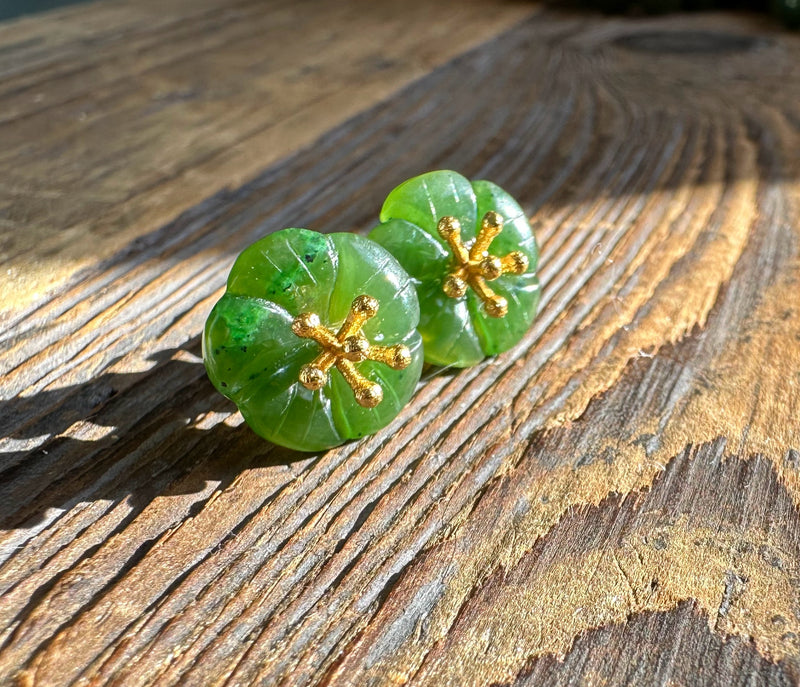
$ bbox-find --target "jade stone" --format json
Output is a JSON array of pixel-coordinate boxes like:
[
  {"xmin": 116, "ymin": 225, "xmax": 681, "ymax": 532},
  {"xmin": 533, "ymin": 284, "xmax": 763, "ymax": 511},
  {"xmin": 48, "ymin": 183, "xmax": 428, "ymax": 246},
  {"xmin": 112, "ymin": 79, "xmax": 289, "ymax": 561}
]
[
  {"xmin": 203, "ymin": 228, "xmax": 423, "ymax": 452},
  {"xmin": 369, "ymin": 170, "xmax": 540, "ymax": 368}
]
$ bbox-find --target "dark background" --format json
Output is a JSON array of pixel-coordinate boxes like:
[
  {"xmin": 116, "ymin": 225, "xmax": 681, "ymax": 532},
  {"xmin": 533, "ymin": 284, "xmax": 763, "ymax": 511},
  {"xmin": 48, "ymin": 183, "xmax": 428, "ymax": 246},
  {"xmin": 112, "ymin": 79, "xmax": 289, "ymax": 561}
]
[{"xmin": 0, "ymin": 0, "xmax": 89, "ymax": 21}]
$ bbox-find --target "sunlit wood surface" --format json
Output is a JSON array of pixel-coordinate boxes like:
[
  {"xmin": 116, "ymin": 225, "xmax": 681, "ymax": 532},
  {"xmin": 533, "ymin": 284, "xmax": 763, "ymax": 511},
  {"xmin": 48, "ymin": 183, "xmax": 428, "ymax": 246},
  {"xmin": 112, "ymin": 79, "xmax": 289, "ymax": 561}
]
[{"xmin": 2, "ymin": 1, "xmax": 800, "ymax": 685}]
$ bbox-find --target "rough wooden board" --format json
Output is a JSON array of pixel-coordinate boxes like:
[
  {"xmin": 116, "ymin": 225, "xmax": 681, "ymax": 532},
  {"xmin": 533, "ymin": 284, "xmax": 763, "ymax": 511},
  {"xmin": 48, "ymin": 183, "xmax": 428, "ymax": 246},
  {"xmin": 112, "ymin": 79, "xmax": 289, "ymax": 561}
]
[
  {"xmin": 0, "ymin": 0, "xmax": 536, "ymax": 318},
  {"xmin": 2, "ymin": 6, "xmax": 800, "ymax": 687}
]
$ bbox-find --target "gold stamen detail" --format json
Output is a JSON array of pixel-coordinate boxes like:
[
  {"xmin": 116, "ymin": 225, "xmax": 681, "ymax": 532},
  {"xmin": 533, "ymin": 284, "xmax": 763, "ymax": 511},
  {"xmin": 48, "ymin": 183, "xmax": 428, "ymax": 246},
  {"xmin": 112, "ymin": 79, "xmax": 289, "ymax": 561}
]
[
  {"xmin": 437, "ymin": 211, "xmax": 529, "ymax": 318},
  {"xmin": 292, "ymin": 295, "xmax": 411, "ymax": 408}
]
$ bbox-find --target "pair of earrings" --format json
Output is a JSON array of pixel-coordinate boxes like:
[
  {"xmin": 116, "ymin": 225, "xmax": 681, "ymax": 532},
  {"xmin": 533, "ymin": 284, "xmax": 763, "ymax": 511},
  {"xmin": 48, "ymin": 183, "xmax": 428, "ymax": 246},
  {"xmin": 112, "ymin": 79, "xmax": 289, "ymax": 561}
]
[{"xmin": 203, "ymin": 170, "xmax": 540, "ymax": 451}]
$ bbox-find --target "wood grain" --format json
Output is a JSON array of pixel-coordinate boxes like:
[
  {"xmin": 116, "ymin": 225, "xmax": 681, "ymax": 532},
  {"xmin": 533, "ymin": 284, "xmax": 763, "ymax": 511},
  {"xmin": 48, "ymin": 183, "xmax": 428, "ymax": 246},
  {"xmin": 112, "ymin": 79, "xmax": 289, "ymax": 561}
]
[
  {"xmin": 0, "ymin": 0, "xmax": 535, "ymax": 318},
  {"xmin": 2, "ymin": 4, "xmax": 800, "ymax": 686}
]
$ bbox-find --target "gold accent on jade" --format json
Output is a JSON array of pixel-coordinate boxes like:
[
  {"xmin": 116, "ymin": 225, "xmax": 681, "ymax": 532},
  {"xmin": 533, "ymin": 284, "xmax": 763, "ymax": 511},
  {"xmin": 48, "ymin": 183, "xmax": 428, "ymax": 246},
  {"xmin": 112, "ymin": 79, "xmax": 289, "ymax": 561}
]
[
  {"xmin": 292, "ymin": 295, "xmax": 411, "ymax": 408},
  {"xmin": 437, "ymin": 211, "xmax": 529, "ymax": 318}
]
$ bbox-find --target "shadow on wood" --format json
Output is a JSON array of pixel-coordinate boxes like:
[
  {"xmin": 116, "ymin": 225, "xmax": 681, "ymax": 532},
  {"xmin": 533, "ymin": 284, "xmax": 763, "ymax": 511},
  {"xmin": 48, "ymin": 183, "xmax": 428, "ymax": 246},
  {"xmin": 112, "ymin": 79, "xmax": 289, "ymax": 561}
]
[{"xmin": 0, "ymin": 342, "xmax": 314, "ymax": 532}]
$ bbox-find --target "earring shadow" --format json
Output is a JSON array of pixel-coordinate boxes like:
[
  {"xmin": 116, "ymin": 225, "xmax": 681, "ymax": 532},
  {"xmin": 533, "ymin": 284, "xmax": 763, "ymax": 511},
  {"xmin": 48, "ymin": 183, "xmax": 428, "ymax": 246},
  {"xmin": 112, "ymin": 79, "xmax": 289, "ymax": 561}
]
[{"xmin": 0, "ymin": 339, "xmax": 315, "ymax": 531}]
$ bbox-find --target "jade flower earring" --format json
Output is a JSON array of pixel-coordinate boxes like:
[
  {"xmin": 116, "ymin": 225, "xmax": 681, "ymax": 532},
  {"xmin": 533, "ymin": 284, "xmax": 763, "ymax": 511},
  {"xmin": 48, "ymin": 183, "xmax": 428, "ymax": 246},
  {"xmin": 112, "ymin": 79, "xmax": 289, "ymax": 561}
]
[
  {"xmin": 369, "ymin": 170, "xmax": 540, "ymax": 367},
  {"xmin": 203, "ymin": 227, "xmax": 423, "ymax": 452}
]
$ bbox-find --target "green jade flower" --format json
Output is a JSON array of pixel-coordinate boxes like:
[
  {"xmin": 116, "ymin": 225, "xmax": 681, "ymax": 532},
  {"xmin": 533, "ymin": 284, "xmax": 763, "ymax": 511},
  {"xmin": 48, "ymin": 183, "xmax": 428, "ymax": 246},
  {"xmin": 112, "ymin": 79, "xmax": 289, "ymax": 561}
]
[
  {"xmin": 369, "ymin": 170, "xmax": 540, "ymax": 367},
  {"xmin": 203, "ymin": 228, "xmax": 423, "ymax": 452}
]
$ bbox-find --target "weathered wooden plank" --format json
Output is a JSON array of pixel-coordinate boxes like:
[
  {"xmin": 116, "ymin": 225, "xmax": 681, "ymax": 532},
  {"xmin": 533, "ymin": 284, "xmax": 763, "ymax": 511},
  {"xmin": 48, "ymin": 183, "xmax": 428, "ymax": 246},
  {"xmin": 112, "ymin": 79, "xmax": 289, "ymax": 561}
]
[
  {"xmin": 0, "ymin": 0, "xmax": 536, "ymax": 319},
  {"xmin": 1, "ymin": 5, "xmax": 799, "ymax": 687}
]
